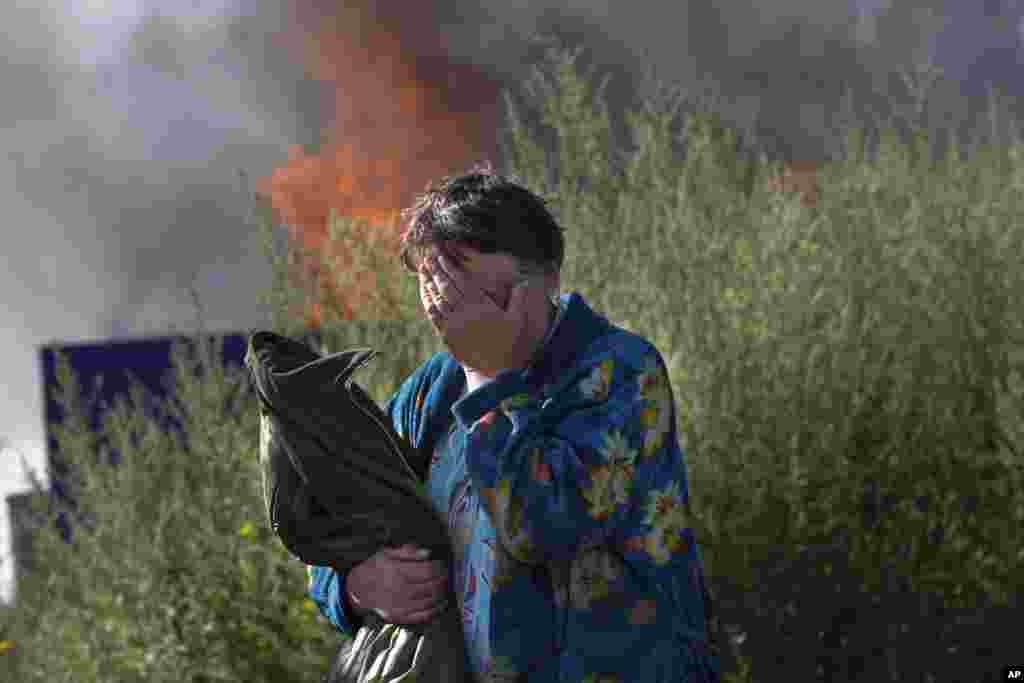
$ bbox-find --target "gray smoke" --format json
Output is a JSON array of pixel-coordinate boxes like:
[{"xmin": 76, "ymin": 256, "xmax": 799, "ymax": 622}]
[
  {"xmin": 444, "ymin": 0, "xmax": 1023, "ymax": 164},
  {"xmin": 2, "ymin": 0, "xmax": 1023, "ymax": 603},
  {"xmin": 1, "ymin": 1, "xmax": 331, "ymax": 594}
]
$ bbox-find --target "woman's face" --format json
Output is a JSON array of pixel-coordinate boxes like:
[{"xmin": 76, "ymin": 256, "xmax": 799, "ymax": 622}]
[{"xmin": 414, "ymin": 244, "xmax": 528, "ymax": 311}]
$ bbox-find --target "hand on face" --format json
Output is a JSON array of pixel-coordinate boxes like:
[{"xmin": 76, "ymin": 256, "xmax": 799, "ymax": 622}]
[{"xmin": 418, "ymin": 251, "xmax": 546, "ymax": 378}]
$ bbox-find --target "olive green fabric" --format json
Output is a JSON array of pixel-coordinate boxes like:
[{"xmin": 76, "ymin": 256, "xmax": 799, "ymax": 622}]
[{"xmin": 244, "ymin": 331, "xmax": 470, "ymax": 683}]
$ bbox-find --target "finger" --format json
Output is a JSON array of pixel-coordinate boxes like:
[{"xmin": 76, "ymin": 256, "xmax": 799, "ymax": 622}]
[
  {"xmin": 419, "ymin": 275, "xmax": 446, "ymax": 327},
  {"xmin": 399, "ymin": 578, "xmax": 448, "ymax": 610},
  {"xmin": 421, "ymin": 271, "xmax": 450, "ymax": 314},
  {"xmin": 430, "ymin": 254, "xmax": 464, "ymax": 297},
  {"xmin": 418, "ymin": 272, "xmax": 433, "ymax": 311},
  {"xmin": 426, "ymin": 279, "xmax": 452, "ymax": 315},
  {"xmin": 426, "ymin": 301, "xmax": 445, "ymax": 329},
  {"xmin": 382, "ymin": 545, "xmax": 430, "ymax": 560},
  {"xmin": 381, "ymin": 545, "xmax": 421, "ymax": 561},
  {"xmin": 394, "ymin": 599, "xmax": 451, "ymax": 626},
  {"xmin": 382, "ymin": 543, "xmax": 418, "ymax": 555},
  {"xmin": 399, "ymin": 561, "xmax": 448, "ymax": 589},
  {"xmin": 428, "ymin": 255, "xmax": 463, "ymax": 306},
  {"xmin": 401, "ymin": 573, "xmax": 446, "ymax": 598},
  {"xmin": 378, "ymin": 589, "xmax": 442, "ymax": 622}
]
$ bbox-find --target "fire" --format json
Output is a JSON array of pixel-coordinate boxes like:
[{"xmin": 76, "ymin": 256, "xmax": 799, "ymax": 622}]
[
  {"xmin": 254, "ymin": 0, "xmax": 825, "ymax": 329},
  {"xmin": 766, "ymin": 159, "xmax": 821, "ymax": 208},
  {"xmin": 255, "ymin": 1, "xmax": 499, "ymax": 327}
]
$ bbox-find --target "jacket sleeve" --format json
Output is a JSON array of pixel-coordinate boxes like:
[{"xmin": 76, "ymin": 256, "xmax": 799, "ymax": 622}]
[
  {"xmin": 306, "ymin": 564, "xmax": 364, "ymax": 636},
  {"xmin": 382, "ymin": 353, "xmax": 447, "ymax": 477},
  {"xmin": 451, "ymin": 341, "xmax": 694, "ymax": 568},
  {"xmin": 305, "ymin": 357, "xmax": 437, "ymax": 635}
]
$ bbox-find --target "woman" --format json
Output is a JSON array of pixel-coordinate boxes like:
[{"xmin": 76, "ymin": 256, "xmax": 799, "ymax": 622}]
[{"xmin": 308, "ymin": 163, "xmax": 721, "ymax": 682}]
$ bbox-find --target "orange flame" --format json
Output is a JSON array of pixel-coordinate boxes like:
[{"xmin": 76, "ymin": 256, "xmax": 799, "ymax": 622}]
[
  {"xmin": 766, "ymin": 159, "xmax": 821, "ymax": 208},
  {"xmin": 256, "ymin": 1, "xmax": 824, "ymax": 331},
  {"xmin": 256, "ymin": 1, "xmax": 499, "ymax": 327}
]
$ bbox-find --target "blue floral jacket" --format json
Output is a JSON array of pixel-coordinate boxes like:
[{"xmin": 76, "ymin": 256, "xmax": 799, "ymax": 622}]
[{"xmin": 308, "ymin": 291, "xmax": 721, "ymax": 682}]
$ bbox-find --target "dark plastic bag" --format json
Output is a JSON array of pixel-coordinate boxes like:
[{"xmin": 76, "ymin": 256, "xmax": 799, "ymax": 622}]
[{"xmin": 244, "ymin": 331, "xmax": 471, "ymax": 683}]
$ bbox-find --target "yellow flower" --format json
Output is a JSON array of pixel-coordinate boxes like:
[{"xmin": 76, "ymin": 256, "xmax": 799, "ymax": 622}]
[
  {"xmin": 582, "ymin": 463, "xmax": 617, "ymax": 521},
  {"xmin": 0, "ymin": 640, "xmax": 13, "ymax": 655},
  {"xmin": 635, "ymin": 481, "xmax": 693, "ymax": 564},
  {"xmin": 238, "ymin": 521, "xmax": 255, "ymax": 539},
  {"xmin": 569, "ymin": 549, "xmax": 623, "ymax": 609},
  {"xmin": 610, "ymin": 465, "xmax": 633, "ymax": 506},
  {"xmin": 634, "ymin": 360, "xmax": 675, "ymax": 456},
  {"xmin": 643, "ymin": 524, "xmax": 689, "ymax": 566},
  {"xmin": 302, "ymin": 598, "xmax": 316, "ymax": 613},
  {"xmin": 637, "ymin": 353, "xmax": 669, "ymax": 403},
  {"xmin": 640, "ymin": 397, "xmax": 672, "ymax": 458},
  {"xmin": 482, "ymin": 480, "xmax": 536, "ymax": 561},
  {"xmin": 643, "ymin": 480, "xmax": 686, "ymax": 529},
  {"xmin": 661, "ymin": 524, "xmax": 689, "ymax": 555},
  {"xmin": 583, "ymin": 431, "xmax": 639, "ymax": 518},
  {"xmin": 600, "ymin": 431, "xmax": 637, "ymax": 470},
  {"xmin": 643, "ymin": 431, "xmax": 666, "ymax": 458},
  {"xmin": 643, "ymin": 530, "xmax": 672, "ymax": 565},
  {"xmin": 640, "ymin": 403, "xmax": 659, "ymax": 429}
]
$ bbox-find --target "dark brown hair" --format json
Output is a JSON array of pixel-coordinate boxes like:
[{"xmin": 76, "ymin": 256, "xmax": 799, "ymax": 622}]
[{"xmin": 398, "ymin": 161, "xmax": 565, "ymax": 278}]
